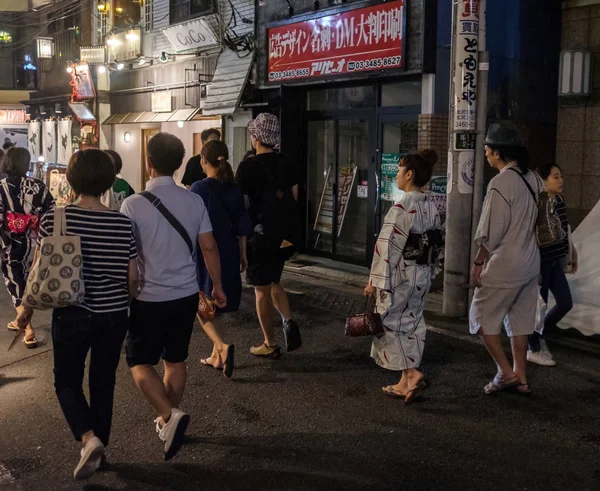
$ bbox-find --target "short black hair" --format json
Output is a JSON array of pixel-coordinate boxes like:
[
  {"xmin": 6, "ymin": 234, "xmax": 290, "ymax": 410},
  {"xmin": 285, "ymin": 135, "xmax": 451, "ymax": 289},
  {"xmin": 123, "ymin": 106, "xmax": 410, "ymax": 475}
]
[
  {"xmin": 147, "ymin": 133, "xmax": 185, "ymax": 176},
  {"xmin": 201, "ymin": 128, "xmax": 221, "ymax": 144},
  {"xmin": 538, "ymin": 163, "xmax": 562, "ymax": 180},
  {"xmin": 105, "ymin": 150, "xmax": 123, "ymax": 174},
  {"xmin": 67, "ymin": 149, "xmax": 116, "ymax": 197},
  {"xmin": 2, "ymin": 142, "xmax": 14, "ymax": 151}
]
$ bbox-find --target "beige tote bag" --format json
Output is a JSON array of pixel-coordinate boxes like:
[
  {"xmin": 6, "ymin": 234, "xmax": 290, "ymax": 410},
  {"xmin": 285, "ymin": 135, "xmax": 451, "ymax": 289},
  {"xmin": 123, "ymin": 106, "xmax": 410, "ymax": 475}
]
[{"xmin": 23, "ymin": 207, "xmax": 85, "ymax": 310}]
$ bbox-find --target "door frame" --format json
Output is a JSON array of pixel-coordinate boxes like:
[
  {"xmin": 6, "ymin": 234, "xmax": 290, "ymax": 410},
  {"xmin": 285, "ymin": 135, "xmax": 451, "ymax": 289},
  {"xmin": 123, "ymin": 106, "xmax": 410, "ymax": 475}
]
[{"xmin": 372, "ymin": 108, "xmax": 421, "ymax": 253}]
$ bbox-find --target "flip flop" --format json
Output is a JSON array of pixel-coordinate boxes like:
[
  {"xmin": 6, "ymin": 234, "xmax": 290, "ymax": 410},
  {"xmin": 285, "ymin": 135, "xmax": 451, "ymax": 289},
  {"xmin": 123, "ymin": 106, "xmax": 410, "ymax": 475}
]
[
  {"xmin": 22, "ymin": 335, "xmax": 38, "ymax": 349},
  {"xmin": 7, "ymin": 321, "xmax": 19, "ymax": 331},
  {"xmin": 484, "ymin": 374, "xmax": 520, "ymax": 395},
  {"xmin": 404, "ymin": 381, "xmax": 427, "ymax": 405},
  {"xmin": 382, "ymin": 386, "xmax": 406, "ymax": 399},
  {"xmin": 222, "ymin": 344, "xmax": 235, "ymax": 379},
  {"xmin": 200, "ymin": 358, "xmax": 222, "ymax": 370}
]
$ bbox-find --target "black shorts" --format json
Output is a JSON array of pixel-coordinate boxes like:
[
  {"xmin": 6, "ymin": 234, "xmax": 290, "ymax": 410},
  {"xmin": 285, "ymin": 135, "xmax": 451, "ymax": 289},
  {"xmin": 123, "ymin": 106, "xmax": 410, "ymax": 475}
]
[
  {"xmin": 126, "ymin": 292, "xmax": 199, "ymax": 367},
  {"xmin": 246, "ymin": 238, "xmax": 291, "ymax": 287}
]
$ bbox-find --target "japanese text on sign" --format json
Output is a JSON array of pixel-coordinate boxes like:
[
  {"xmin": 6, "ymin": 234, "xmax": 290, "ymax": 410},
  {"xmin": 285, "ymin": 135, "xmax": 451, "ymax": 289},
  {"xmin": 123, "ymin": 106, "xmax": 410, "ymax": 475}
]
[
  {"xmin": 453, "ymin": 0, "xmax": 479, "ymax": 136},
  {"xmin": 268, "ymin": 1, "xmax": 405, "ymax": 82}
]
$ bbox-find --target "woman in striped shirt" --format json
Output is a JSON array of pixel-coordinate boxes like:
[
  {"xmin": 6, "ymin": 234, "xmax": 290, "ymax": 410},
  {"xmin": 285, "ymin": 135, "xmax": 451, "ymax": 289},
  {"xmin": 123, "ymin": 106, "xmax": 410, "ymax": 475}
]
[
  {"xmin": 528, "ymin": 164, "xmax": 577, "ymax": 367},
  {"xmin": 18, "ymin": 149, "xmax": 139, "ymax": 480}
]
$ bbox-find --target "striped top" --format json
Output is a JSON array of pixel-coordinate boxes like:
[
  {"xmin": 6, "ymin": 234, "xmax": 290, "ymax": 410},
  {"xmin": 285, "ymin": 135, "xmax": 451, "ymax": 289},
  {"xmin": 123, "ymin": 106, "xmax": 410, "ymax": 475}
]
[
  {"xmin": 540, "ymin": 195, "xmax": 569, "ymax": 263},
  {"xmin": 39, "ymin": 206, "xmax": 137, "ymax": 313}
]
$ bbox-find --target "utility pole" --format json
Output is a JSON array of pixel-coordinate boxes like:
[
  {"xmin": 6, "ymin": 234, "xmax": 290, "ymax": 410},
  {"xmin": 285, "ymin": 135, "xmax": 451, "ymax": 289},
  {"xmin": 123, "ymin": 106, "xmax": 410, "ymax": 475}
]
[
  {"xmin": 443, "ymin": 0, "xmax": 480, "ymax": 318},
  {"xmin": 470, "ymin": 0, "xmax": 489, "ymax": 303}
]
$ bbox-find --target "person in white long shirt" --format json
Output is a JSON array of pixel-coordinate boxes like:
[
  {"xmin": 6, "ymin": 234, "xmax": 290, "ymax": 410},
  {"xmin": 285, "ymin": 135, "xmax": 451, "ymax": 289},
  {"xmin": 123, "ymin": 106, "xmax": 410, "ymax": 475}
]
[{"xmin": 470, "ymin": 123, "xmax": 541, "ymax": 396}]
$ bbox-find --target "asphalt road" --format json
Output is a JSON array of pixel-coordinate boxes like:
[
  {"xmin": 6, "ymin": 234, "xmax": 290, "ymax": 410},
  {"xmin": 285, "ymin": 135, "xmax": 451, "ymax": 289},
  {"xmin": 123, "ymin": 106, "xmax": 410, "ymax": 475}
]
[{"xmin": 0, "ymin": 274, "xmax": 599, "ymax": 490}]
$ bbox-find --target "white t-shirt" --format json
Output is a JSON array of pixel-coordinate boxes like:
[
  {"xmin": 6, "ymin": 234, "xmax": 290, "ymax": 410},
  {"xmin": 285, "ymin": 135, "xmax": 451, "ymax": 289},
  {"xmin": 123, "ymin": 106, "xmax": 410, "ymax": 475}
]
[
  {"xmin": 475, "ymin": 163, "xmax": 541, "ymax": 288},
  {"xmin": 121, "ymin": 176, "xmax": 212, "ymax": 302}
]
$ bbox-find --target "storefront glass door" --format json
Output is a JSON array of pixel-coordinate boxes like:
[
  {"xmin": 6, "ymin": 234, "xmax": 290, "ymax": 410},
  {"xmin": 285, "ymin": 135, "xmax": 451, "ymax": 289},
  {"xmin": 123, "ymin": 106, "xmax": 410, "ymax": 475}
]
[
  {"xmin": 306, "ymin": 117, "xmax": 372, "ymax": 263},
  {"xmin": 375, "ymin": 115, "xmax": 419, "ymax": 240}
]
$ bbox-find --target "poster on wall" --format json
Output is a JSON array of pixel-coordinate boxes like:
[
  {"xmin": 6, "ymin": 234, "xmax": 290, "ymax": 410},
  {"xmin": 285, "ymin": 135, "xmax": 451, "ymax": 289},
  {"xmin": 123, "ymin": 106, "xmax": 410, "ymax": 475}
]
[
  {"xmin": 268, "ymin": 0, "xmax": 405, "ymax": 82},
  {"xmin": 428, "ymin": 176, "xmax": 448, "ymax": 225},
  {"xmin": 28, "ymin": 121, "xmax": 41, "ymax": 163},
  {"xmin": 57, "ymin": 120, "xmax": 73, "ymax": 165},
  {"xmin": 72, "ymin": 64, "xmax": 96, "ymax": 99},
  {"xmin": 380, "ymin": 153, "xmax": 405, "ymax": 202},
  {"xmin": 47, "ymin": 168, "xmax": 72, "ymax": 206},
  {"xmin": 42, "ymin": 120, "xmax": 57, "ymax": 164},
  {"xmin": 314, "ymin": 165, "xmax": 357, "ymax": 236}
]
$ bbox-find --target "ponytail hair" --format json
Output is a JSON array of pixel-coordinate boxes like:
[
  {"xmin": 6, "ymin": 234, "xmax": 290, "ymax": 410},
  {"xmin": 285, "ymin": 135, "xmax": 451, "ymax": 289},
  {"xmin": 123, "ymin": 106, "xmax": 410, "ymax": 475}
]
[
  {"xmin": 201, "ymin": 140, "xmax": 234, "ymax": 186},
  {"xmin": 399, "ymin": 149, "xmax": 438, "ymax": 187}
]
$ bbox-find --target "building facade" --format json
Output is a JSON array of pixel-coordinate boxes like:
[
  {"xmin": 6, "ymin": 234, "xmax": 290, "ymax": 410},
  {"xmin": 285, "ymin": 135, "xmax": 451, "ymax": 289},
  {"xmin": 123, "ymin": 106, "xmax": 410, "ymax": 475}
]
[
  {"xmin": 557, "ymin": 0, "xmax": 600, "ymax": 227},
  {"xmin": 253, "ymin": 0, "xmax": 563, "ymax": 266},
  {"xmin": 99, "ymin": 0, "xmax": 256, "ymax": 191}
]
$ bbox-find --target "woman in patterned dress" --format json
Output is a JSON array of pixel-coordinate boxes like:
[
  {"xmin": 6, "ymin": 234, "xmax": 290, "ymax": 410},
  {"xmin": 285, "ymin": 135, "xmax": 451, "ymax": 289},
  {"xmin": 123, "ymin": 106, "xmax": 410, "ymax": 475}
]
[
  {"xmin": 364, "ymin": 150, "xmax": 443, "ymax": 404},
  {"xmin": 0, "ymin": 147, "xmax": 54, "ymax": 348}
]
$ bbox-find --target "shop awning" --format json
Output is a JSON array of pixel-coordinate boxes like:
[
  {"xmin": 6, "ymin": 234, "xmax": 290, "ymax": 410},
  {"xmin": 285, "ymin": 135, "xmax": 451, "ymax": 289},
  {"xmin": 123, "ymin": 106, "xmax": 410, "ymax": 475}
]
[
  {"xmin": 202, "ymin": 49, "xmax": 254, "ymax": 117},
  {"xmin": 102, "ymin": 109, "xmax": 201, "ymax": 125}
]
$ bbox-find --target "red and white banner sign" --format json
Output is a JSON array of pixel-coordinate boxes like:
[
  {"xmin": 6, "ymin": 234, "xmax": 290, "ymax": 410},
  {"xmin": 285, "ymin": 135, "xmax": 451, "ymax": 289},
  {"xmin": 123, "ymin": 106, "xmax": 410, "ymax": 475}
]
[{"xmin": 268, "ymin": 0, "xmax": 405, "ymax": 82}]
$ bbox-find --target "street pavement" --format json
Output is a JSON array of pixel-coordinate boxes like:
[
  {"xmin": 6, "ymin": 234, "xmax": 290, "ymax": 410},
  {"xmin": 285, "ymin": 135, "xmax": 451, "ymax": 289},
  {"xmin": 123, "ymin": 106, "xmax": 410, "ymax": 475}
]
[{"xmin": 0, "ymin": 273, "xmax": 599, "ymax": 490}]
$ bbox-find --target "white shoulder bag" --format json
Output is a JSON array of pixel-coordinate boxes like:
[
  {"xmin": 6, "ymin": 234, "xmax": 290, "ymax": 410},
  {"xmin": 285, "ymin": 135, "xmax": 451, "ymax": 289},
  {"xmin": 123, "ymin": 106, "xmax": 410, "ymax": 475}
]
[{"xmin": 23, "ymin": 207, "xmax": 85, "ymax": 309}]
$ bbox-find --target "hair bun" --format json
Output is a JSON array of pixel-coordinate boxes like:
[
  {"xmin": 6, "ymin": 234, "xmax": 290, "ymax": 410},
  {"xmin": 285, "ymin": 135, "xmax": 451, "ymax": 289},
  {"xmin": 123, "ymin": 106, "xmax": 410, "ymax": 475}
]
[{"xmin": 419, "ymin": 149, "xmax": 438, "ymax": 169}]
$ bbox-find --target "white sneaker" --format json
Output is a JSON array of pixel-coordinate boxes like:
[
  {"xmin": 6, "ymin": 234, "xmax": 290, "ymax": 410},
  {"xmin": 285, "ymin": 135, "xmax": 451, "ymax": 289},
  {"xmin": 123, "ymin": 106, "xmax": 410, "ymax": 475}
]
[
  {"xmin": 527, "ymin": 349, "xmax": 556, "ymax": 367},
  {"xmin": 540, "ymin": 340, "xmax": 554, "ymax": 359},
  {"xmin": 154, "ymin": 408, "xmax": 190, "ymax": 460},
  {"xmin": 74, "ymin": 436, "xmax": 104, "ymax": 480}
]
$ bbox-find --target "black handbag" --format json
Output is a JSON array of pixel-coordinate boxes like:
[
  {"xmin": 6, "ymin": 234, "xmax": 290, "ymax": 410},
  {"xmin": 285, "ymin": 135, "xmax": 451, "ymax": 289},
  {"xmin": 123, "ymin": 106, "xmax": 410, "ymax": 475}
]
[{"xmin": 345, "ymin": 297, "xmax": 385, "ymax": 337}]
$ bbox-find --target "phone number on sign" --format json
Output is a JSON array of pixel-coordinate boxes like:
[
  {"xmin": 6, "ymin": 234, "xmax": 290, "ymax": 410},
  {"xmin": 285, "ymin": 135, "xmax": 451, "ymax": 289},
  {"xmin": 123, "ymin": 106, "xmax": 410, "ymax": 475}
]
[
  {"xmin": 348, "ymin": 56, "xmax": 402, "ymax": 72},
  {"xmin": 269, "ymin": 68, "xmax": 311, "ymax": 81}
]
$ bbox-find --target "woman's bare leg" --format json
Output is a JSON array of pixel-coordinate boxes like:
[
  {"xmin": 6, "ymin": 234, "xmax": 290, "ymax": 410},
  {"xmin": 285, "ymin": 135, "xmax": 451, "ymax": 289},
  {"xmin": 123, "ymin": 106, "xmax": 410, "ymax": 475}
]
[
  {"xmin": 198, "ymin": 316, "xmax": 229, "ymax": 368},
  {"xmin": 15, "ymin": 305, "xmax": 35, "ymax": 341}
]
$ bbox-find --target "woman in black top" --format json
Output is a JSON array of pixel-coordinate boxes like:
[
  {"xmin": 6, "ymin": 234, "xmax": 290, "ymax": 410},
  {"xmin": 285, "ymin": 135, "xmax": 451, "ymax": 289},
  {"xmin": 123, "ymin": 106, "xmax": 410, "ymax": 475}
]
[{"xmin": 528, "ymin": 164, "xmax": 577, "ymax": 367}]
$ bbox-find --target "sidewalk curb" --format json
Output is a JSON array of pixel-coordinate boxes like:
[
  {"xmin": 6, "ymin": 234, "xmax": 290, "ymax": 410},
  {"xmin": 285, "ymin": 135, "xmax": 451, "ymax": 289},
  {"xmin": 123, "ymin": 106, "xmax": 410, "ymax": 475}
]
[
  {"xmin": 284, "ymin": 267, "xmax": 600, "ymax": 357},
  {"xmin": 284, "ymin": 264, "xmax": 367, "ymax": 289}
]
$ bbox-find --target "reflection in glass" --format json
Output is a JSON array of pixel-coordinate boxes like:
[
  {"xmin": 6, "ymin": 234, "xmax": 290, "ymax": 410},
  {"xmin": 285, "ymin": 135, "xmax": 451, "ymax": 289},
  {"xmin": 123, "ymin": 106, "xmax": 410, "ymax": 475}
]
[
  {"xmin": 307, "ymin": 120, "xmax": 335, "ymax": 254},
  {"xmin": 380, "ymin": 120, "xmax": 418, "ymax": 218}
]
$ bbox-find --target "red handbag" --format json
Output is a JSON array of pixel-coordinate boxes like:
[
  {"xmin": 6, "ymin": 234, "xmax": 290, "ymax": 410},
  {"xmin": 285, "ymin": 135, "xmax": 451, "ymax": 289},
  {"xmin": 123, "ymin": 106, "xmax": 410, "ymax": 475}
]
[{"xmin": 345, "ymin": 297, "xmax": 384, "ymax": 337}]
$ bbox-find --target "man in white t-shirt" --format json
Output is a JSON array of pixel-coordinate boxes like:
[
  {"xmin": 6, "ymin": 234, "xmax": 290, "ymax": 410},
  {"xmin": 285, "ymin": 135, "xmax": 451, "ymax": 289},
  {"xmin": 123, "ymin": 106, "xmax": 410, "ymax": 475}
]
[{"xmin": 121, "ymin": 133, "xmax": 226, "ymax": 460}]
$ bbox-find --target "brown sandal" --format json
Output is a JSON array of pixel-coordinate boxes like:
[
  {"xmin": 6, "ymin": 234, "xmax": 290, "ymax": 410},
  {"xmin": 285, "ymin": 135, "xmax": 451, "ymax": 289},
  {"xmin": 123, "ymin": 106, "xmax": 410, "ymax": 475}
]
[
  {"xmin": 22, "ymin": 335, "xmax": 38, "ymax": 349},
  {"xmin": 7, "ymin": 321, "xmax": 19, "ymax": 331}
]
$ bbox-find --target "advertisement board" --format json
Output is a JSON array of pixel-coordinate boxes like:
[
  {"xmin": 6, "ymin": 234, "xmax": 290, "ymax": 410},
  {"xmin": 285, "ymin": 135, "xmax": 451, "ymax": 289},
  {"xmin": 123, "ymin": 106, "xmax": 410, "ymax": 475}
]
[
  {"xmin": 314, "ymin": 165, "xmax": 357, "ymax": 236},
  {"xmin": 268, "ymin": 0, "xmax": 405, "ymax": 83},
  {"xmin": 453, "ymin": 0, "xmax": 479, "ymax": 150}
]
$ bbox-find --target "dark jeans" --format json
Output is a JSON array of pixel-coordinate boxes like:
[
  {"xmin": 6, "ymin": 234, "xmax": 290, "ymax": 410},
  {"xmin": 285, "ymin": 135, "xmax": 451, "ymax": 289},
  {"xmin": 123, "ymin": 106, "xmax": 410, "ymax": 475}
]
[
  {"xmin": 52, "ymin": 306, "xmax": 129, "ymax": 447},
  {"xmin": 529, "ymin": 258, "xmax": 573, "ymax": 352}
]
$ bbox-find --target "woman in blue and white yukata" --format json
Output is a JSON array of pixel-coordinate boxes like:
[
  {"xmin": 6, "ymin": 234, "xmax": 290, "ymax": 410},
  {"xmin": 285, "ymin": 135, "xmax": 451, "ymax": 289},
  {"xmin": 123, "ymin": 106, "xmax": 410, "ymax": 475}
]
[{"xmin": 365, "ymin": 150, "xmax": 444, "ymax": 405}]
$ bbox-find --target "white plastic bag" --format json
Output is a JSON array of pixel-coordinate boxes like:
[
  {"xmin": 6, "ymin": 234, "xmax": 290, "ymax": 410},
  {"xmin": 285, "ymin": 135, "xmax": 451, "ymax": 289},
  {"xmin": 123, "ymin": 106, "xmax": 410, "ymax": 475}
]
[{"xmin": 556, "ymin": 199, "xmax": 600, "ymax": 336}]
